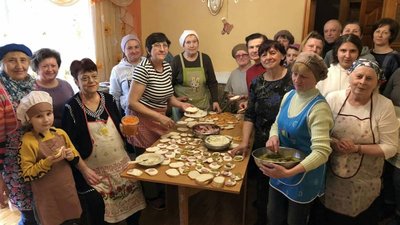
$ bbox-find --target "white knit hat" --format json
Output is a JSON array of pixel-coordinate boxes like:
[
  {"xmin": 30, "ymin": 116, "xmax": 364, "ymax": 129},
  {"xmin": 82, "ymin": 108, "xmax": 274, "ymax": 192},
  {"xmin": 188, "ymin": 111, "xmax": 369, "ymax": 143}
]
[
  {"xmin": 120, "ymin": 34, "xmax": 140, "ymax": 52},
  {"xmin": 179, "ymin": 30, "xmax": 199, "ymax": 47},
  {"xmin": 17, "ymin": 91, "xmax": 53, "ymax": 125}
]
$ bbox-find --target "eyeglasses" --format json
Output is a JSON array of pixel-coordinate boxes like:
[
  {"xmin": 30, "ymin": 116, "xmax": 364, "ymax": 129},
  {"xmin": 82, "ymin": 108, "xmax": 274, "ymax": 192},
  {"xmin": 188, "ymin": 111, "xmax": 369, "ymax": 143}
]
[
  {"xmin": 152, "ymin": 42, "xmax": 169, "ymax": 49},
  {"xmin": 235, "ymin": 53, "xmax": 249, "ymax": 59}
]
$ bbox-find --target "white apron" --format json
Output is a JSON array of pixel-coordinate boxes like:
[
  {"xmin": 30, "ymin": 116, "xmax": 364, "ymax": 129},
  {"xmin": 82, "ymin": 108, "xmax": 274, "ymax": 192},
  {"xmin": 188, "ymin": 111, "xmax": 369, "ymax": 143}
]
[
  {"xmin": 85, "ymin": 115, "xmax": 145, "ymax": 223},
  {"xmin": 322, "ymin": 94, "xmax": 383, "ymax": 217}
]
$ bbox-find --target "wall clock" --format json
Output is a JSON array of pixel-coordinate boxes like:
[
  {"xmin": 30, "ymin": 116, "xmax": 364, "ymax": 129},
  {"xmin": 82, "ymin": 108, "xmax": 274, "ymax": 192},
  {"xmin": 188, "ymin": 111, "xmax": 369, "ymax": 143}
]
[{"xmin": 207, "ymin": 0, "xmax": 223, "ymax": 16}]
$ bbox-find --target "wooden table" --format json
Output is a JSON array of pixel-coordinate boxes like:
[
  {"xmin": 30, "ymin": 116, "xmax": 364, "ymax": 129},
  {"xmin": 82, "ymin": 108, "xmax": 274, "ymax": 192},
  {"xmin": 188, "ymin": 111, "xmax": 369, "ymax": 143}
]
[{"xmin": 121, "ymin": 113, "xmax": 250, "ymax": 225}]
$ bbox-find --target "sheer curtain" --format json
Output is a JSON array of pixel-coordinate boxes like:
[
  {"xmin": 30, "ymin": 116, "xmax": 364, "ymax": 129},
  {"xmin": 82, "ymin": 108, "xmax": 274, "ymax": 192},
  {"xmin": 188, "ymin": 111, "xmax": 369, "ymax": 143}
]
[{"xmin": 91, "ymin": 0, "xmax": 136, "ymax": 82}]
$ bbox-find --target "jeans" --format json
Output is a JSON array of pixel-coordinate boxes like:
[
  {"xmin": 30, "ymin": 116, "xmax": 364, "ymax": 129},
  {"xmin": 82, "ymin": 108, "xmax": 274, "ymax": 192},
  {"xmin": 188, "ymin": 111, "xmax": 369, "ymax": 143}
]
[
  {"xmin": 19, "ymin": 210, "xmax": 38, "ymax": 225},
  {"xmin": 267, "ymin": 187, "xmax": 311, "ymax": 225}
]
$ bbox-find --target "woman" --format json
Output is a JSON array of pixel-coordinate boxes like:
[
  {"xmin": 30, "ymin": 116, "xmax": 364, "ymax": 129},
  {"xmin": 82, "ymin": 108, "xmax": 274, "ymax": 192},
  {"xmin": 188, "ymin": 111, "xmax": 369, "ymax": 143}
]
[
  {"xmin": 370, "ymin": 18, "xmax": 400, "ymax": 92},
  {"xmin": 231, "ymin": 40, "xmax": 293, "ymax": 225},
  {"xmin": 109, "ymin": 34, "xmax": 145, "ymax": 115},
  {"xmin": 321, "ymin": 59, "xmax": 399, "ymax": 225},
  {"xmin": 127, "ymin": 32, "xmax": 191, "ymax": 150},
  {"xmin": 0, "ymin": 43, "xmax": 37, "ymax": 224},
  {"xmin": 31, "ymin": 48, "xmax": 74, "ymax": 128},
  {"xmin": 171, "ymin": 30, "xmax": 221, "ymax": 115},
  {"xmin": 224, "ymin": 43, "xmax": 251, "ymax": 112},
  {"xmin": 62, "ymin": 58, "xmax": 145, "ymax": 225},
  {"xmin": 300, "ymin": 31, "xmax": 325, "ymax": 56},
  {"xmin": 317, "ymin": 34, "xmax": 362, "ymax": 97},
  {"xmin": 261, "ymin": 52, "xmax": 333, "ymax": 225}
]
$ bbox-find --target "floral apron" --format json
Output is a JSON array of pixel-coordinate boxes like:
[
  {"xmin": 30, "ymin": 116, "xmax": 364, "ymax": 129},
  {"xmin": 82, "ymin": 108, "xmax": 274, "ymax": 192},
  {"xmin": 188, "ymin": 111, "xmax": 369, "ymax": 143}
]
[
  {"xmin": 127, "ymin": 107, "xmax": 168, "ymax": 149},
  {"xmin": 322, "ymin": 94, "xmax": 383, "ymax": 217},
  {"xmin": 84, "ymin": 112, "xmax": 145, "ymax": 223},
  {"xmin": 174, "ymin": 53, "xmax": 211, "ymax": 110},
  {"xmin": 32, "ymin": 132, "xmax": 81, "ymax": 225}
]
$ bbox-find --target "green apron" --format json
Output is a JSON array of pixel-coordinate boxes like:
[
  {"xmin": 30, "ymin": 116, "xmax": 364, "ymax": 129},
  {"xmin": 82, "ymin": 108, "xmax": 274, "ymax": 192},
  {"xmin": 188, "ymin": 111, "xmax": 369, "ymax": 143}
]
[{"xmin": 174, "ymin": 53, "xmax": 211, "ymax": 110}]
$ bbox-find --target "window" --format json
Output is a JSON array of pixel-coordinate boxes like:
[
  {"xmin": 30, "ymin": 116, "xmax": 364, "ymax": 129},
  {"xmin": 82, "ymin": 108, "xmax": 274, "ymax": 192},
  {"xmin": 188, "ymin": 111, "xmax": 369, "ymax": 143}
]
[{"xmin": 0, "ymin": 0, "xmax": 95, "ymax": 92}]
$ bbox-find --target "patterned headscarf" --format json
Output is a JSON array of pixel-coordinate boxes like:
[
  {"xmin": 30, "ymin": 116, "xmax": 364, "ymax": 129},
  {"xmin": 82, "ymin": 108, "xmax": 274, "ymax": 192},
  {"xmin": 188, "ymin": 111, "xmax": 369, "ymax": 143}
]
[{"xmin": 347, "ymin": 59, "xmax": 384, "ymax": 81}]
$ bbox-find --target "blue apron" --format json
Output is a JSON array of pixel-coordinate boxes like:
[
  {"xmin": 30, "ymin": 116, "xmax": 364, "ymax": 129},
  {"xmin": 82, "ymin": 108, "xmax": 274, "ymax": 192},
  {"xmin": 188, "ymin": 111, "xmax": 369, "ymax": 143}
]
[{"xmin": 270, "ymin": 90, "xmax": 327, "ymax": 204}]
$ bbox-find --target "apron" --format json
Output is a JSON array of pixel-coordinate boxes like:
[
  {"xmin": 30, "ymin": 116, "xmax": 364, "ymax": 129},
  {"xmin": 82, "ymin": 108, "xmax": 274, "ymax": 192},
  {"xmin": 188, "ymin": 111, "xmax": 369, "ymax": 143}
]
[
  {"xmin": 174, "ymin": 53, "xmax": 211, "ymax": 110},
  {"xmin": 127, "ymin": 108, "xmax": 169, "ymax": 149},
  {"xmin": 270, "ymin": 90, "xmax": 327, "ymax": 203},
  {"xmin": 84, "ymin": 108, "xmax": 145, "ymax": 223},
  {"xmin": 32, "ymin": 132, "xmax": 81, "ymax": 225},
  {"xmin": 322, "ymin": 93, "xmax": 383, "ymax": 217}
]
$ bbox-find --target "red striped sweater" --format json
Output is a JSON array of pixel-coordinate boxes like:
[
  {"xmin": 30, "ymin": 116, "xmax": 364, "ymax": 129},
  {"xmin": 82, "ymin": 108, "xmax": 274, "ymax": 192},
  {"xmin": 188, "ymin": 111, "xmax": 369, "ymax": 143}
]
[{"xmin": 0, "ymin": 83, "xmax": 18, "ymax": 171}]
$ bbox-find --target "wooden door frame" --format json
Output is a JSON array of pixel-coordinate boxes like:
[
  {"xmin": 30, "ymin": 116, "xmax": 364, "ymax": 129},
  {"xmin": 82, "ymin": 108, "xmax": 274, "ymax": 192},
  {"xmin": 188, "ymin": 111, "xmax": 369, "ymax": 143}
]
[{"xmin": 302, "ymin": 0, "xmax": 317, "ymax": 39}]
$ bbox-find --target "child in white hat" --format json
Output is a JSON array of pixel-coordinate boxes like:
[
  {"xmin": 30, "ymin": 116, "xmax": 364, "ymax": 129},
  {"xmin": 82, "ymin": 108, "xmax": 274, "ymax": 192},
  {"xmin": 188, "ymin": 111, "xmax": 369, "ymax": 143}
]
[{"xmin": 17, "ymin": 91, "xmax": 97, "ymax": 225}]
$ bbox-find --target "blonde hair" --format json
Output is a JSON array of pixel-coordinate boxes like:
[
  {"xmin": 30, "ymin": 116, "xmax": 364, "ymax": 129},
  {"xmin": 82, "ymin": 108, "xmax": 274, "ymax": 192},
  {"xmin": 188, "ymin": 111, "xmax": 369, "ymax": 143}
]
[{"xmin": 292, "ymin": 62, "xmax": 312, "ymax": 75}]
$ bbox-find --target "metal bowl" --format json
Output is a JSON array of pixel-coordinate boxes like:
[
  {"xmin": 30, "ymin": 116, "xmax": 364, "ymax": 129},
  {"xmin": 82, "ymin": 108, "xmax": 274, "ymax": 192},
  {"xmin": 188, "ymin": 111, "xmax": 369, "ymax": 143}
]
[
  {"xmin": 204, "ymin": 135, "xmax": 232, "ymax": 151},
  {"xmin": 192, "ymin": 123, "xmax": 221, "ymax": 139},
  {"xmin": 135, "ymin": 153, "xmax": 164, "ymax": 167},
  {"xmin": 252, "ymin": 147, "xmax": 305, "ymax": 169}
]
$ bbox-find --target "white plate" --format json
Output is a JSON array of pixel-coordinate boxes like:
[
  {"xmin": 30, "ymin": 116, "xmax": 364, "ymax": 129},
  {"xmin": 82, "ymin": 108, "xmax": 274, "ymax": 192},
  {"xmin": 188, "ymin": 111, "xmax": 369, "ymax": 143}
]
[
  {"xmin": 136, "ymin": 153, "xmax": 164, "ymax": 167},
  {"xmin": 184, "ymin": 110, "xmax": 207, "ymax": 118}
]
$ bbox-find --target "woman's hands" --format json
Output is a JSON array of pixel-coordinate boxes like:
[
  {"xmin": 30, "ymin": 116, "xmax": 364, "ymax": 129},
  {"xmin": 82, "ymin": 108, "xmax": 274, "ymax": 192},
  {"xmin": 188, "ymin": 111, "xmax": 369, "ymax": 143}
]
[
  {"xmin": 213, "ymin": 102, "xmax": 221, "ymax": 113},
  {"xmin": 158, "ymin": 115, "xmax": 175, "ymax": 129},
  {"xmin": 331, "ymin": 138, "xmax": 358, "ymax": 154},
  {"xmin": 266, "ymin": 136, "xmax": 280, "ymax": 152},
  {"xmin": 259, "ymin": 163, "xmax": 292, "ymax": 179},
  {"xmin": 230, "ymin": 142, "xmax": 250, "ymax": 157},
  {"xmin": 77, "ymin": 161, "xmax": 101, "ymax": 186}
]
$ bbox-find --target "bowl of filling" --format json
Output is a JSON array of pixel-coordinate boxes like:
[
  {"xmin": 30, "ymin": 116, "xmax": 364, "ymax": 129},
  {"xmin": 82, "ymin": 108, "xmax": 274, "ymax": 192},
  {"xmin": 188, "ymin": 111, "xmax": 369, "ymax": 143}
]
[
  {"xmin": 204, "ymin": 135, "xmax": 232, "ymax": 151},
  {"xmin": 252, "ymin": 147, "xmax": 305, "ymax": 169},
  {"xmin": 192, "ymin": 123, "xmax": 221, "ymax": 139}
]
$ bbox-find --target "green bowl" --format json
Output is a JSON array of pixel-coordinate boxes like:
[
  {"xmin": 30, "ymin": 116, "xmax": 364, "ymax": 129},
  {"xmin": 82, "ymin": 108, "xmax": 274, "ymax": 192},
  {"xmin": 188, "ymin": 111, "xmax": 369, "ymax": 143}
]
[{"xmin": 252, "ymin": 147, "xmax": 305, "ymax": 169}]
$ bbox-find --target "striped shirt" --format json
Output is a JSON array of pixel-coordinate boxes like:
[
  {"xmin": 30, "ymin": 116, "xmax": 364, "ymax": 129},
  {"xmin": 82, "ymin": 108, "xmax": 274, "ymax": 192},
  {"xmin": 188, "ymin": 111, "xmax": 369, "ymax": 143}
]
[
  {"xmin": 0, "ymin": 83, "xmax": 18, "ymax": 171},
  {"xmin": 133, "ymin": 58, "xmax": 174, "ymax": 109}
]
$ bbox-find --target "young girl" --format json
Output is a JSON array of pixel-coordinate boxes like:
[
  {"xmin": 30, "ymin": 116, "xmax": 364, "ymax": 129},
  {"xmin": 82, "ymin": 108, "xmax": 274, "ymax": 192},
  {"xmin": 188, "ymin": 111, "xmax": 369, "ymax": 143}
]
[{"xmin": 16, "ymin": 91, "xmax": 98, "ymax": 225}]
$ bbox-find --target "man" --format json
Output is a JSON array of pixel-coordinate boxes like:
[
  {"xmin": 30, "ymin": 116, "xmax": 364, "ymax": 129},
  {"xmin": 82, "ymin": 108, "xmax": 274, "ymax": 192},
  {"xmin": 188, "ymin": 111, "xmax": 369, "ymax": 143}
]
[
  {"xmin": 324, "ymin": 20, "xmax": 375, "ymax": 66},
  {"xmin": 323, "ymin": 19, "xmax": 342, "ymax": 56},
  {"xmin": 244, "ymin": 33, "xmax": 268, "ymax": 89}
]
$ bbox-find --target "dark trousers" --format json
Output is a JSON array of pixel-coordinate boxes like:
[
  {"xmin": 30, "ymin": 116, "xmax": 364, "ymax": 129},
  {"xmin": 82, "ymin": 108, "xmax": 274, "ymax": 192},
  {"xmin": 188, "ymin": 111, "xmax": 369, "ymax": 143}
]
[
  {"xmin": 18, "ymin": 210, "xmax": 38, "ymax": 225},
  {"xmin": 267, "ymin": 187, "xmax": 311, "ymax": 225},
  {"xmin": 78, "ymin": 190, "xmax": 105, "ymax": 225},
  {"xmin": 250, "ymin": 133, "xmax": 269, "ymax": 225}
]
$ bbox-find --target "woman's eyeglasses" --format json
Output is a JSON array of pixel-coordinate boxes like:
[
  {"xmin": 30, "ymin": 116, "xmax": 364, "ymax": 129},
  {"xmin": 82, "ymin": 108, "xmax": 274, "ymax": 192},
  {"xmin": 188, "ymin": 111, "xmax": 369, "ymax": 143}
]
[
  {"xmin": 152, "ymin": 42, "xmax": 169, "ymax": 49},
  {"xmin": 235, "ymin": 53, "xmax": 249, "ymax": 59}
]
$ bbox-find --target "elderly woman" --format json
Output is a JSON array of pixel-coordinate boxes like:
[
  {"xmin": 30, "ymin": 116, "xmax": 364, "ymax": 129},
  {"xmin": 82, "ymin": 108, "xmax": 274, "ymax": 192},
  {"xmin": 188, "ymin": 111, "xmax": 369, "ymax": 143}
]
[
  {"xmin": 31, "ymin": 48, "xmax": 74, "ymax": 128},
  {"xmin": 0, "ymin": 43, "xmax": 37, "ymax": 224},
  {"xmin": 109, "ymin": 34, "xmax": 145, "ymax": 115},
  {"xmin": 320, "ymin": 59, "xmax": 399, "ymax": 225},
  {"xmin": 224, "ymin": 43, "xmax": 251, "ymax": 112},
  {"xmin": 171, "ymin": 30, "xmax": 221, "ymax": 115},
  {"xmin": 300, "ymin": 31, "xmax": 325, "ymax": 56},
  {"xmin": 231, "ymin": 40, "xmax": 293, "ymax": 225},
  {"xmin": 261, "ymin": 52, "xmax": 333, "ymax": 225},
  {"xmin": 62, "ymin": 58, "xmax": 145, "ymax": 225},
  {"xmin": 317, "ymin": 34, "xmax": 362, "ymax": 97},
  {"xmin": 370, "ymin": 18, "xmax": 400, "ymax": 92}
]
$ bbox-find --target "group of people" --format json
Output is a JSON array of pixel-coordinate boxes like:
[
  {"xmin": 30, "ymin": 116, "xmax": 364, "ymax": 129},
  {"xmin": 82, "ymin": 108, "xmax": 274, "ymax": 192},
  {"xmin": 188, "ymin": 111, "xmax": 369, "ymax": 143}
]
[{"xmin": 0, "ymin": 16, "xmax": 399, "ymax": 225}]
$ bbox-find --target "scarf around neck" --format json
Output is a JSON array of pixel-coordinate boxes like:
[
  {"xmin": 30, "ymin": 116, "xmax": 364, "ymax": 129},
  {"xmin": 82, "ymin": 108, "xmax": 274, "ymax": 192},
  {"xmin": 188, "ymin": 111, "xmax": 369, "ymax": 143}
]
[{"xmin": 0, "ymin": 70, "xmax": 35, "ymax": 110}]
